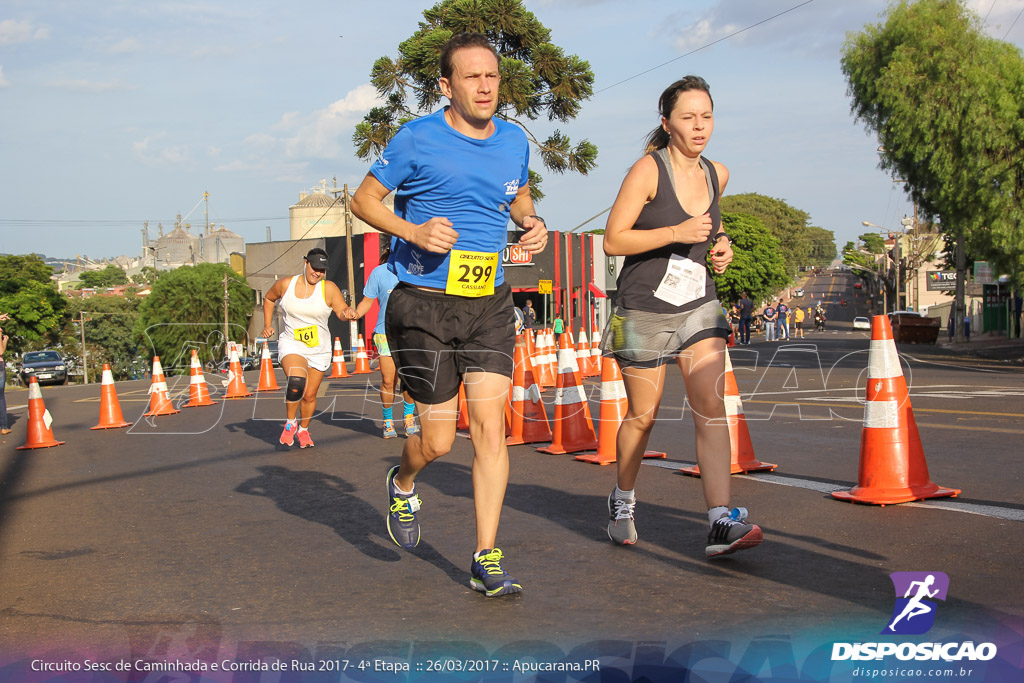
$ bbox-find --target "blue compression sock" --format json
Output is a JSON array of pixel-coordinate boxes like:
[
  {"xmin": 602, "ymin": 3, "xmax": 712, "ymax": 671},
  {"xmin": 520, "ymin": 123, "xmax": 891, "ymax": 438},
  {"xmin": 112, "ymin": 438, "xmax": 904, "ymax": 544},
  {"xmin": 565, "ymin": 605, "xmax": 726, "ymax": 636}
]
[{"xmin": 403, "ymin": 401, "xmax": 415, "ymax": 417}]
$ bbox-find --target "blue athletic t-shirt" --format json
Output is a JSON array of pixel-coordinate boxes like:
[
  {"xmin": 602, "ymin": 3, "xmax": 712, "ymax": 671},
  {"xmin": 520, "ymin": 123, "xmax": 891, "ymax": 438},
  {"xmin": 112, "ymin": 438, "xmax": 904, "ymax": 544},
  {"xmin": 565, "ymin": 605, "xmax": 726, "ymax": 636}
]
[
  {"xmin": 363, "ymin": 263, "xmax": 399, "ymax": 335},
  {"xmin": 369, "ymin": 108, "xmax": 530, "ymax": 290}
]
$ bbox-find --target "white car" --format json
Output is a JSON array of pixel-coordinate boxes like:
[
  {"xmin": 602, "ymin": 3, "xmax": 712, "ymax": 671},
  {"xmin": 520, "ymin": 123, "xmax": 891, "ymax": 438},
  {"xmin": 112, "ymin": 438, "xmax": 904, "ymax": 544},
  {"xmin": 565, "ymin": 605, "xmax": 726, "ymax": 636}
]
[
  {"xmin": 852, "ymin": 317, "xmax": 871, "ymax": 330},
  {"xmin": 794, "ymin": 288, "xmax": 805, "ymax": 297}
]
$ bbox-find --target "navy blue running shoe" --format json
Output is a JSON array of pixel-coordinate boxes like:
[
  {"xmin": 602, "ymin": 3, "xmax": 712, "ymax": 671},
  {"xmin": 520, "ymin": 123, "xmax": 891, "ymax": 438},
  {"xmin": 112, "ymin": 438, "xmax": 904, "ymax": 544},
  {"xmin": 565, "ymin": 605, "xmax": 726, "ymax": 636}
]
[
  {"xmin": 469, "ymin": 548, "xmax": 522, "ymax": 597},
  {"xmin": 386, "ymin": 465, "xmax": 421, "ymax": 548}
]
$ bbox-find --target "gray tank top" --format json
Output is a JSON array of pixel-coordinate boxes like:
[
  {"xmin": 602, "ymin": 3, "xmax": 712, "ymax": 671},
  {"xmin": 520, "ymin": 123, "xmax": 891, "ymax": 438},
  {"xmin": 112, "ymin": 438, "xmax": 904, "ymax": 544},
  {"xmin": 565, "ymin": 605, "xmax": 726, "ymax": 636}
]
[{"xmin": 614, "ymin": 149, "xmax": 722, "ymax": 313}]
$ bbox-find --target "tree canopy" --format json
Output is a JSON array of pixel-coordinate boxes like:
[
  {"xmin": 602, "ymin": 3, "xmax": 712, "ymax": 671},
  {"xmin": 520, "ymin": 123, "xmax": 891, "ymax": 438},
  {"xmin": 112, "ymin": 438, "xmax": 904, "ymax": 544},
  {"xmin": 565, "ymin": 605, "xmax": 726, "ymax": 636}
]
[
  {"xmin": 58, "ymin": 296, "xmax": 143, "ymax": 381},
  {"xmin": 842, "ymin": 0, "xmax": 1024, "ymax": 287},
  {"xmin": 135, "ymin": 263, "xmax": 253, "ymax": 372},
  {"xmin": 718, "ymin": 193, "xmax": 835, "ymax": 276},
  {"xmin": 78, "ymin": 265, "xmax": 129, "ymax": 289},
  {"xmin": 353, "ymin": 0, "xmax": 597, "ymax": 199},
  {"xmin": 0, "ymin": 254, "xmax": 65, "ymax": 353},
  {"xmin": 712, "ymin": 212, "xmax": 790, "ymax": 305}
]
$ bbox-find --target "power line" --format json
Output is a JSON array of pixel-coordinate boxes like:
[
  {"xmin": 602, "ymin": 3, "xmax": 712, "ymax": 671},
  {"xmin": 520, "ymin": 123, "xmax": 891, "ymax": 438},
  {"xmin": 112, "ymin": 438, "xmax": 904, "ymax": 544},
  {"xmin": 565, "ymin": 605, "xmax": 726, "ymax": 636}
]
[{"xmin": 594, "ymin": 0, "xmax": 817, "ymax": 96}]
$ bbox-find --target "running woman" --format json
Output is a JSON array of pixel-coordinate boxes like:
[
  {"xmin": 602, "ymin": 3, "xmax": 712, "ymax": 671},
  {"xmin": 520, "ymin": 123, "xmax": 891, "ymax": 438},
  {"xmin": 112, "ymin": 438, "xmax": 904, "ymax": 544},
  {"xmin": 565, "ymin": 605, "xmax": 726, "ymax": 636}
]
[
  {"xmin": 261, "ymin": 248, "xmax": 357, "ymax": 448},
  {"xmin": 601, "ymin": 76, "xmax": 762, "ymax": 558},
  {"xmin": 352, "ymin": 32, "xmax": 547, "ymax": 597},
  {"xmin": 353, "ymin": 243, "xmax": 421, "ymax": 439}
]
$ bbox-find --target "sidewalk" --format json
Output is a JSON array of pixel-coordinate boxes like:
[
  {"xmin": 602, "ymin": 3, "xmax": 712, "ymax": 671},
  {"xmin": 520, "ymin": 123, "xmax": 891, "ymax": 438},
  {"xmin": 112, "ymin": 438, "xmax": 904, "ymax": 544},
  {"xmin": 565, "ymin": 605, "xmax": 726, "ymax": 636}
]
[{"xmin": 935, "ymin": 332, "xmax": 1024, "ymax": 363}]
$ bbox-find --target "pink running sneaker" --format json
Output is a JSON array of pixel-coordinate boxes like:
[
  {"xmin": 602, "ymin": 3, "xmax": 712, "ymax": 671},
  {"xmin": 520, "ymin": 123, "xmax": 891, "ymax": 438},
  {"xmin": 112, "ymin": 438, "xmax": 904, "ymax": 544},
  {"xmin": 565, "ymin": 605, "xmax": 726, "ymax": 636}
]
[
  {"xmin": 280, "ymin": 422, "xmax": 296, "ymax": 446},
  {"xmin": 296, "ymin": 429, "xmax": 314, "ymax": 449}
]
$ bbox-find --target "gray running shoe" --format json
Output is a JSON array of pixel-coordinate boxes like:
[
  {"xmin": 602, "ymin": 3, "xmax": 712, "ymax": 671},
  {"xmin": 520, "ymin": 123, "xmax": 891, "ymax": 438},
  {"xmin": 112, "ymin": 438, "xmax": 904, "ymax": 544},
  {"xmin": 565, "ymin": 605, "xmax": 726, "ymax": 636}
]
[
  {"xmin": 386, "ymin": 465, "xmax": 421, "ymax": 548},
  {"xmin": 607, "ymin": 491, "xmax": 637, "ymax": 545},
  {"xmin": 706, "ymin": 507, "xmax": 762, "ymax": 557}
]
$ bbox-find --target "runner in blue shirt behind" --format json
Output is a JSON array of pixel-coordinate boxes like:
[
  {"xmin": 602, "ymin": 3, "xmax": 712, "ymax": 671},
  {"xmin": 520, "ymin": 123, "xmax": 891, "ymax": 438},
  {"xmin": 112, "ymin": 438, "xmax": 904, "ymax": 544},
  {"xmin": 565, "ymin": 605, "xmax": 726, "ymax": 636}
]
[
  {"xmin": 352, "ymin": 32, "xmax": 548, "ymax": 598},
  {"xmin": 354, "ymin": 243, "xmax": 420, "ymax": 439}
]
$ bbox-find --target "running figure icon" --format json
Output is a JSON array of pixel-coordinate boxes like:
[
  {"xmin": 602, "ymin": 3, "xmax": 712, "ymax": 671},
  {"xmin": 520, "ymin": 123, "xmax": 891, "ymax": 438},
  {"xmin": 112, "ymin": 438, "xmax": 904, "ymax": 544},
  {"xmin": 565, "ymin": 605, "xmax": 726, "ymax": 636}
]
[{"xmin": 888, "ymin": 574, "xmax": 939, "ymax": 631}]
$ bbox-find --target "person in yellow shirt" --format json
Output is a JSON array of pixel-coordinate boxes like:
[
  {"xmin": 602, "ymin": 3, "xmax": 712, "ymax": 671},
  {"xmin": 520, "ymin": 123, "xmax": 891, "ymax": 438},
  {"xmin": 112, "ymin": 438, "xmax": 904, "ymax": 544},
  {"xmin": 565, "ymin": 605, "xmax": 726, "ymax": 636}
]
[{"xmin": 794, "ymin": 306, "xmax": 805, "ymax": 339}]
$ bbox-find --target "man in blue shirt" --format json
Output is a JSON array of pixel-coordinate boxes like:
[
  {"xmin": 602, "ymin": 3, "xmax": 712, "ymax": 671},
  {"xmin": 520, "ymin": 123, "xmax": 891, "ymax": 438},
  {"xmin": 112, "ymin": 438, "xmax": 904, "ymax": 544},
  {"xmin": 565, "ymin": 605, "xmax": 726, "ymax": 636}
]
[{"xmin": 352, "ymin": 32, "xmax": 548, "ymax": 598}]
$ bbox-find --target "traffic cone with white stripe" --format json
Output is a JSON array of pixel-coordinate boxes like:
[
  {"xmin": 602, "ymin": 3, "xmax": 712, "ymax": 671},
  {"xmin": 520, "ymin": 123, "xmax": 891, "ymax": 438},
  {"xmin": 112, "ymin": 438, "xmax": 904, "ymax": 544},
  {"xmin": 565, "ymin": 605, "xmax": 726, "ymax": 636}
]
[
  {"xmin": 832, "ymin": 315, "xmax": 960, "ymax": 505},
  {"xmin": 507, "ymin": 335, "xmax": 552, "ymax": 446},
  {"xmin": 223, "ymin": 347, "xmax": 252, "ymax": 399},
  {"xmin": 679, "ymin": 347, "xmax": 775, "ymax": 476},
  {"xmin": 255, "ymin": 342, "xmax": 280, "ymax": 392},
  {"xmin": 353, "ymin": 334, "xmax": 372, "ymax": 374},
  {"xmin": 184, "ymin": 350, "xmax": 217, "ymax": 407},
  {"xmin": 575, "ymin": 356, "xmax": 665, "ymax": 465},
  {"xmin": 590, "ymin": 322, "xmax": 602, "ymax": 373},
  {"xmin": 576, "ymin": 328, "xmax": 598, "ymax": 378},
  {"xmin": 456, "ymin": 382, "xmax": 470, "ymax": 431},
  {"xmin": 144, "ymin": 356, "xmax": 180, "ymax": 416},
  {"xmin": 17, "ymin": 377, "xmax": 65, "ymax": 449},
  {"xmin": 328, "ymin": 337, "xmax": 349, "ymax": 378},
  {"xmin": 537, "ymin": 332, "xmax": 598, "ymax": 454},
  {"xmin": 92, "ymin": 364, "xmax": 132, "ymax": 429}
]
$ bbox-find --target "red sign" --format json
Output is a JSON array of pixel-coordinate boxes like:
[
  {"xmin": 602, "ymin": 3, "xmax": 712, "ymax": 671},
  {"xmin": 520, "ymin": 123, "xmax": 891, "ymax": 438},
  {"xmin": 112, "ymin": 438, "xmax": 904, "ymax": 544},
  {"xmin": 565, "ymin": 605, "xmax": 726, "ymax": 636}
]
[{"xmin": 503, "ymin": 245, "xmax": 533, "ymax": 265}]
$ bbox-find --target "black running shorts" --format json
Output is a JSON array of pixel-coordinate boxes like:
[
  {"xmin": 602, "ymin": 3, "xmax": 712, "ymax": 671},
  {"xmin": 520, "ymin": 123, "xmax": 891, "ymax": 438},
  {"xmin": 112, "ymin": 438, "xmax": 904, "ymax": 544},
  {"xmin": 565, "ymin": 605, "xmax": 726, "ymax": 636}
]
[{"xmin": 385, "ymin": 282, "xmax": 515, "ymax": 405}]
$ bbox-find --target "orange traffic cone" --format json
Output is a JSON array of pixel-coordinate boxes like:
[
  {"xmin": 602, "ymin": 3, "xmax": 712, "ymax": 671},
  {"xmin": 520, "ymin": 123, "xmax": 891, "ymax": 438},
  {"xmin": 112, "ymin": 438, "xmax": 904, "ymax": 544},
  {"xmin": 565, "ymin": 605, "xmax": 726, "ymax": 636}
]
[
  {"xmin": 223, "ymin": 347, "xmax": 252, "ymax": 399},
  {"xmin": 255, "ymin": 342, "xmax": 280, "ymax": 392},
  {"xmin": 832, "ymin": 315, "xmax": 960, "ymax": 505},
  {"xmin": 144, "ymin": 356, "xmax": 180, "ymax": 416},
  {"xmin": 183, "ymin": 350, "xmax": 217, "ymax": 407},
  {"xmin": 353, "ymin": 335, "xmax": 372, "ymax": 374},
  {"xmin": 679, "ymin": 347, "xmax": 775, "ymax": 476},
  {"xmin": 576, "ymin": 328, "xmax": 598, "ymax": 378},
  {"xmin": 536, "ymin": 330, "xmax": 557, "ymax": 388},
  {"xmin": 92, "ymin": 364, "xmax": 132, "ymax": 429},
  {"xmin": 17, "ymin": 377, "xmax": 65, "ymax": 449},
  {"xmin": 575, "ymin": 356, "xmax": 665, "ymax": 465},
  {"xmin": 328, "ymin": 337, "xmax": 349, "ymax": 378},
  {"xmin": 507, "ymin": 335, "xmax": 552, "ymax": 446},
  {"xmin": 590, "ymin": 322, "xmax": 603, "ymax": 374},
  {"xmin": 537, "ymin": 333, "xmax": 598, "ymax": 454}
]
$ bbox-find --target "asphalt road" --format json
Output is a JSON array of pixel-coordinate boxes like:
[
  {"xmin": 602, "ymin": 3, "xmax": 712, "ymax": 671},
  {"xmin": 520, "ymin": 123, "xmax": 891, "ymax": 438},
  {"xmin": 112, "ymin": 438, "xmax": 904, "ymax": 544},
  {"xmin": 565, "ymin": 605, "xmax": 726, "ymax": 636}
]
[{"xmin": 1, "ymin": 279, "xmax": 1021, "ymax": 680}]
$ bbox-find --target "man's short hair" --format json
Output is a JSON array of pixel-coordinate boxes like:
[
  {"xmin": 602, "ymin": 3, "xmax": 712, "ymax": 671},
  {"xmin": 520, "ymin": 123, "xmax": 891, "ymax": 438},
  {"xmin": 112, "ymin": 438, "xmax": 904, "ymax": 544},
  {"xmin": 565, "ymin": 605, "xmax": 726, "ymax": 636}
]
[{"xmin": 440, "ymin": 32, "xmax": 500, "ymax": 80}]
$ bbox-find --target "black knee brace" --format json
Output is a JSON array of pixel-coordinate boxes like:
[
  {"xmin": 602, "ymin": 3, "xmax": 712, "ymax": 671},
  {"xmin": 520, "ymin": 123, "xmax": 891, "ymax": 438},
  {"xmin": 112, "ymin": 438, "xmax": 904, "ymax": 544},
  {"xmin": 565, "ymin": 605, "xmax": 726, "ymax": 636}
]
[{"xmin": 286, "ymin": 375, "xmax": 307, "ymax": 402}]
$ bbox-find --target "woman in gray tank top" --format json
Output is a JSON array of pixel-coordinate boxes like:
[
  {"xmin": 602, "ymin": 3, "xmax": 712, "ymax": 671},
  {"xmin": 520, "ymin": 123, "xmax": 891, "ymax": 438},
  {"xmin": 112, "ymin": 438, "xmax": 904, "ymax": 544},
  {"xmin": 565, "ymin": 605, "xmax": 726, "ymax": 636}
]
[{"xmin": 600, "ymin": 76, "xmax": 762, "ymax": 559}]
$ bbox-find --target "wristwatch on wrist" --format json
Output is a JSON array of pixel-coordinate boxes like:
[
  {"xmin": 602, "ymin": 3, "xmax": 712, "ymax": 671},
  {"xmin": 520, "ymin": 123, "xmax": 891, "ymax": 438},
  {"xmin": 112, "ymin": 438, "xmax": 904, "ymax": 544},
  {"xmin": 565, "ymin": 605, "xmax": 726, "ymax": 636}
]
[
  {"xmin": 712, "ymin": 232, "xmax": 733, "ymax": 245},
  {"xmin": 528, "ymin": 215, "xmax": 546, "ymax": 225}
]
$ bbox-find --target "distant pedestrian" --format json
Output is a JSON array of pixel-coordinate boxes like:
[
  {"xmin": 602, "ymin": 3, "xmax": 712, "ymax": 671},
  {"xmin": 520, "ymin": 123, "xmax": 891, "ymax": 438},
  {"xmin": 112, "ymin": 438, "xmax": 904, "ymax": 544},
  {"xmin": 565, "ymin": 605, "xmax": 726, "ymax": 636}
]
[
  {"xmin": 794, "ymin": 306, "xmax": 805, "ymax": 338},
  {"xmin": 553, "ymin": 313, "xmax": 564, "ymax": 336},
  {"xmin": 762, "ymin": 302, "xmax": 777, "ymax": 341},
  {"xmin": 523, "ymin": 299, "xmax": 537, "ymax": 330},
  {"xmin": 776, "ymin": 299, "xmax": 789, "ymax": 340},
  {"xmin": 738, "ymin": 292, "xmax": 753, "ymax": 345},
  {"xmin": 0, "ymin": 326, "xmax": 10, "ymax": 435}
]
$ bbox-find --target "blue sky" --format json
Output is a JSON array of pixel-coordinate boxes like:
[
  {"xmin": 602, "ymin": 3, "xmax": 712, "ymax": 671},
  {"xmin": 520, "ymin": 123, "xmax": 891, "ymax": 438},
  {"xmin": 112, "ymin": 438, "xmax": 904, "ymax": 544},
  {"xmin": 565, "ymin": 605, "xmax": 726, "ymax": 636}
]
[{"xmin": 1, "ymin": 0, "xmax": 1021, "ymax": 262}]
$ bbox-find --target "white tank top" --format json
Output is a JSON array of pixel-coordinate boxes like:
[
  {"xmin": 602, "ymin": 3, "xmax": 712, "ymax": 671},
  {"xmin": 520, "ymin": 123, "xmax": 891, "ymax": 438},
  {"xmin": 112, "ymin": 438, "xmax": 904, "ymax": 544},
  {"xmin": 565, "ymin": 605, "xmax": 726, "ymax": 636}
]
[{"xmin": 279, "ymin": 275, "xmax": 332, "ymax": 356}]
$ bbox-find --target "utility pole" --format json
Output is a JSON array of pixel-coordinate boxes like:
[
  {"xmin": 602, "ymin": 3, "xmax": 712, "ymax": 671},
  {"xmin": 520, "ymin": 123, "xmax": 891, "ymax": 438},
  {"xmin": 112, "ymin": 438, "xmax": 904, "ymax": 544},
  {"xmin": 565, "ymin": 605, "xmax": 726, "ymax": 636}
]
[
  {"xmin": 80, "ymin": 310, "xmax": 88, "ymax": 385},
  {"xmin": 223, "ymin": 273, "xmax": 230, "ymax": 355},
  {"xmin": 343, "ymin": 184, "xmax": 356, "ymax": 304}
]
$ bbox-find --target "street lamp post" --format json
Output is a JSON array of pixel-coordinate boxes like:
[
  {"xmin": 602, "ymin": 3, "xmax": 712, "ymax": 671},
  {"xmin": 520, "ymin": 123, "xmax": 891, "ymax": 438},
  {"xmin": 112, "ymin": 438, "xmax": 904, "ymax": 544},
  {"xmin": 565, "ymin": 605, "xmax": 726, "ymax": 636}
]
[{"xmin": 863, "ymin": 220, "xmax": 904, "ymax": 312}]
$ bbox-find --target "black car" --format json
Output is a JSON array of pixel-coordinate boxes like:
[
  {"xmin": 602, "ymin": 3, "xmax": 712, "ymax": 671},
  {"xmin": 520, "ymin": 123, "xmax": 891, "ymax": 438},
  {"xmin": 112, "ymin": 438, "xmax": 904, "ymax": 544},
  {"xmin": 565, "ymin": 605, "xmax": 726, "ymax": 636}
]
[{"xmin": 20, "ymin": 350, "xmax": 69, "ymax": 386}]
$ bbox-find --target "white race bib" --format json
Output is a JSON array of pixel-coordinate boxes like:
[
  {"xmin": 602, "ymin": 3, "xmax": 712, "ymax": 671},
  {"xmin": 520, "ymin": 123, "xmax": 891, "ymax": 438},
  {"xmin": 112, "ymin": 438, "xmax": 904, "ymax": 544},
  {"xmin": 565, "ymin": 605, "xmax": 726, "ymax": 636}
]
[{"xmin": 653, "ymin": 254, "xmax": 706, "ymax": 307}]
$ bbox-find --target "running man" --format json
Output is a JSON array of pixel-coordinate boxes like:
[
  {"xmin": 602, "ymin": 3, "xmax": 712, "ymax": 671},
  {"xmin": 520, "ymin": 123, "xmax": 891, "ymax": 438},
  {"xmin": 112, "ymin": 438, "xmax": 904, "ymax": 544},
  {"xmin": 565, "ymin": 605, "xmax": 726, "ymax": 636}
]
[
  {"xmin": 353, "ymin": 243, "xmax": 420, "ymax": 439},
  {"xmin": 261, "ymin": 248, "xmax": 357, "ymax": 448},
  {"xmin": 351, "ymin": 32, "xmax": 548, "ymax": 597}
]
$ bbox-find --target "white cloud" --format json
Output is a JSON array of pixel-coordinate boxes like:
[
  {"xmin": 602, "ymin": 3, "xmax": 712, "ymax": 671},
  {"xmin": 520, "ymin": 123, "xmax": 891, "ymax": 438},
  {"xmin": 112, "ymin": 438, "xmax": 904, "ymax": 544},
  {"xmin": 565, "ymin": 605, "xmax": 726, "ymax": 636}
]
[
  {"xmin": 0, "ymin": 18, "xmax": 49, "ymax": 45},
  {"xmin": 191, "ymin": 44, "xmax": 234, "ymax": 58},
  {"xmin": 0, "ymin": 65, "xmax": 8, "ymax": 87},
  {"xmin": 108, "ymin": 38, "xmax": 141, "ymax": 55},
  {"xmin": 133, "ymin": 132, "xmax": 190, "ymax": 165},
  {"xmin": 45, "ymin": 79, "xmax": 136, "ymax": 92}
]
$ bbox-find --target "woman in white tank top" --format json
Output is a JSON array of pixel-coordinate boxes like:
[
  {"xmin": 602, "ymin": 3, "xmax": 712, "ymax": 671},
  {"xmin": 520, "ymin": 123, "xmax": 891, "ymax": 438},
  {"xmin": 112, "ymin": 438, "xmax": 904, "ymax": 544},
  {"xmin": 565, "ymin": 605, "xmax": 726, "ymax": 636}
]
[{"xmin": 261, "ymin": 248, "xmax": 356, "ymax": 448}]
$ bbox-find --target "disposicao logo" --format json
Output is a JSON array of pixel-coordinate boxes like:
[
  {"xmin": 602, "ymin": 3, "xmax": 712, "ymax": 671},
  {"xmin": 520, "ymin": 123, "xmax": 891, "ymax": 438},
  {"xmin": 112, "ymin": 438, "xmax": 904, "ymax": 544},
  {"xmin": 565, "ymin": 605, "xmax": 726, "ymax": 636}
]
[{"xmin": 832, "ymin": 571, "xmax": 998, "ymax": 662}]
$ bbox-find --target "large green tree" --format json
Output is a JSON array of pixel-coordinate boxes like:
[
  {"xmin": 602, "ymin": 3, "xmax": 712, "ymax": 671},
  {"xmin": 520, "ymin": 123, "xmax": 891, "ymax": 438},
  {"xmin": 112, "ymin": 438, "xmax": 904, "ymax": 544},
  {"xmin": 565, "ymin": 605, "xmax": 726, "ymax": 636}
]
[
  {"xmin": 0, "ymin": 254, "xmax": 66, "ymax": 353},
  {"xmin": 718, "ymin": 193, "xmax": 834, "ymax": 277},
  {"xmin": 353, "ymin": 0, "xmax": 597, "ymax": 200},
  {"xmin": 842, "ymin": 0, "xmax": 1024, "ymax": 337},
  {"xmin": 58, "ymin": 296, "xmax": 142, "ymax": 382},
  {"xmin": 135, "ymin": 263, "xmax": 253, "ymax": 372},
  {"xmin": 712, "ymin": 212, "xmax": 790, "ymax": 305}
]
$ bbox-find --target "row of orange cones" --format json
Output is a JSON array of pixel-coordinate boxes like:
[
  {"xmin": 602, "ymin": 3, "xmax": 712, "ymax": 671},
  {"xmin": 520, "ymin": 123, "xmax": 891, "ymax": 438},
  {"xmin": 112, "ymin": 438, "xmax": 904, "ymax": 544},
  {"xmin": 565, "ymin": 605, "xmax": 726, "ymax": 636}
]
[{"xmin": 15, "ymin": 316, "xmax": 959, "ymax": 507}]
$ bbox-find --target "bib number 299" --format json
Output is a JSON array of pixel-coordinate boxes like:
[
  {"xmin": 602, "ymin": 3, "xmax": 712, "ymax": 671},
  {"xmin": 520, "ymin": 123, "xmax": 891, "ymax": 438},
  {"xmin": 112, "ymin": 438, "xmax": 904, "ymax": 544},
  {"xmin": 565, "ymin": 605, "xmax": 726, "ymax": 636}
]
[{"xmin": 446, "ymin": 250, "xmax": 499, "ymax": 297}]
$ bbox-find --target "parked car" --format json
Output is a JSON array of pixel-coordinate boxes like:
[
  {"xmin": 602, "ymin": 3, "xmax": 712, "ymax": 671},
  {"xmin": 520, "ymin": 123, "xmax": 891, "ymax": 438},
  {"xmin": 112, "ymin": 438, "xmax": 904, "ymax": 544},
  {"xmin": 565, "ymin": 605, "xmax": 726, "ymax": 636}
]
[
  {"xmin": 19, "ymin": 350, "xmax": 68, "ymax": 386},
  {"xmin": 267, "ymin": 340, "xmax": 279, "ymax": 367},
  {"xmin": 216, "ymin": 356, "xmax": 258, "ymax": 373},
  {"xmin": 852, "ymin": 316, "xmax": 871, "ymax": 331},
  {"xmin": 794, "ymin": 288, "xmax": 805, "ymax": 297}
]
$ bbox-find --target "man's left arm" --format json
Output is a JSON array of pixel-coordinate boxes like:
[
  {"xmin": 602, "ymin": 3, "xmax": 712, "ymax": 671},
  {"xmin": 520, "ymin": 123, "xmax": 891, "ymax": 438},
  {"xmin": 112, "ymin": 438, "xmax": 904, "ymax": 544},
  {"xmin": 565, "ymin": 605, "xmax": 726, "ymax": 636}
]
[{"xmin": 509, "ymin": 184, "xmax": 548, "ymax": 254}]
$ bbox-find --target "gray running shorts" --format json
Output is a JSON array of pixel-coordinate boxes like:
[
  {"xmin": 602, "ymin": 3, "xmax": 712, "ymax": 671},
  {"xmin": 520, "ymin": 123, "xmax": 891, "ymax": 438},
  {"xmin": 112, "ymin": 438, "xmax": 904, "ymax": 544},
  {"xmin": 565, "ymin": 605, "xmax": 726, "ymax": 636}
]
[{"xmin": 600, "ymin": 299, "xmax": 730, "ymax": 369}]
